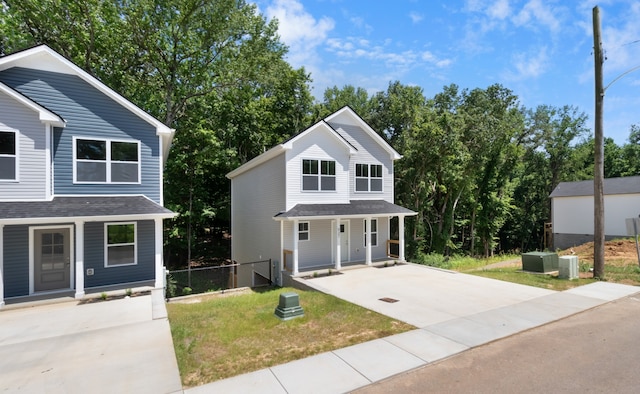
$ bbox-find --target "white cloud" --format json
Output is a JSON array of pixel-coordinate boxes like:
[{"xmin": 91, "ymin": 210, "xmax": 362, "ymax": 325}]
[
  {"xmin": 513, "ymin": 0, "xmax": 561, "ymax": 32},
  {"xmin": 409, "ymin": 11, "xmax": 424, "ymax": 24},
  {"xmin": 265, "ymin": 0, "xmax": 335, "ymax": 67},
  {"xmin": 504, "ymin": 46, "xmax": 549, "ymax": 80},
  {"xmin": 487, "ymin": 0, "xmax": 511, "ymax": 20}
]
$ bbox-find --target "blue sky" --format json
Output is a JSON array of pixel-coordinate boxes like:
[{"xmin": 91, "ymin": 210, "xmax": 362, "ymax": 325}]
[{"xmin": 255, "ymin": 0, "xmax": 640, "ymax": 145}]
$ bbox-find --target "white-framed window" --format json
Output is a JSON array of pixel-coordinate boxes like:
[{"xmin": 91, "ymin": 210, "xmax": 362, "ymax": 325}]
[
  {"xmin": 302, "ymin": 159, "xmax": 335, "ymax": 191},
  {"xmin": 355, "ymin": 163, "xmax": 383, "ymax": 192},
  {"xmin": 74, "ymin": 137, "xmax": 140, "ymax": 183},
  {"xmin": 363, "ymin": 218, "xmax": 378, "ymax": 247},
  {"xmin": 0, "ymin": 129, "xmax": 18, "ymax": 181},
  {"xmin": 105, "ymin": 222, "xmax": 137, "ymax": 267},
  {"xmin": 298, "ymin": 221, "xmax": 310, "ymax": 241}
]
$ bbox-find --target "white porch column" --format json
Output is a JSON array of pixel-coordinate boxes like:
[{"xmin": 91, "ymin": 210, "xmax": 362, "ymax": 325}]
[
  {"xmin": 334, "ymin": 218, "xmax": 341, "ymax": 271},
  {"xmin": 279, "ymin": 221, "xmax": 284, "ymax": 286},
  {"xmin": 154, "ymin": 218, "xmax": 164, "ymax": 289},
  {"xmin": 365, "ymin": 217, "xmax": 372, "ymax": 265},
  {"xmin": 75, "ymin": 220, "xmax": 85, "ymax": 299},
  {"xmin": 0, "ymin": 224, "xmax": 5, "ymax": 308},
  {"xmin": 399, "ymin": 215, "xmax": 406, "ymax": 262},
  {"xmin": 292, "ymin": 219, "xmax": 299, "ymax": 275}
]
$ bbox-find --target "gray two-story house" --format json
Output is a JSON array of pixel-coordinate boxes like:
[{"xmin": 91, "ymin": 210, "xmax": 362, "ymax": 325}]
[{"xmin": 0, "ymin": 45, "xmax": 175, "ymax": 307}]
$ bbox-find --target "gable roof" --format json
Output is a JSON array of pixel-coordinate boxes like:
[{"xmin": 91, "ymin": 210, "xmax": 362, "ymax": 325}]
[
  {"xmin": 325, "ymin": 106, "xmax": 401, "ymax": 161},
  {"xmin": 226, "ymin": 106, "xmax": 401, "ymax": 179},
  {"xmin": 0, "ymin": 81, "xmax": 66, "ymax": 127},
  {"xmin": 550, "ymin": 176, "xmax": 640, "ymax": 198},
  {"xmin": 226, "ymin": 119, "xmax": 357, "ymax": 179},
  {"xmin": 0, "ymin": 45, "xmax": 175, "ymax": 164}
]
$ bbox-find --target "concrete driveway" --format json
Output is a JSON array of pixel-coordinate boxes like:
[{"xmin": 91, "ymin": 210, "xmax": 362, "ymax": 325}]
[
  {"xmin": 301, "ymin": 263, "xmax": 557, "ymax": 327},
  {"xmin": 0, "ymin": 290, "xmax": 182, "ymax": 394}
]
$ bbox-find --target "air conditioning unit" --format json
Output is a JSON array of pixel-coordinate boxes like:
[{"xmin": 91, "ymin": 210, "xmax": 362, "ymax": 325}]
[{"xmin": 558, "ymin": 256, "xmax": 578, "ymax": 279}]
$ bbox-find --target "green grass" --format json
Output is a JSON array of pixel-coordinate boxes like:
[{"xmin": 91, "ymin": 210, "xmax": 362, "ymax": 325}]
[
  {"xmin": 469, "ymin": 267, "xmax": 597, "ymax": 290},
  {"xmin": 167, "ymin": 287, "xmax": 414, "ymax": 387}
]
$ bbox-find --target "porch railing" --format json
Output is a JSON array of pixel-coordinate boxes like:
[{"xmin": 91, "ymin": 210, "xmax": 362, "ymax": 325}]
[{"xmin": 387, "ymin": 240, "xmax": 400, "ymax": 258}]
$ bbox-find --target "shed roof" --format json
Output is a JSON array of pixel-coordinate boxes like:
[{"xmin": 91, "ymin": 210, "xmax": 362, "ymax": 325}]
[
  {"xmin": 550, "ymin": 176, "xmax": 640, "ymax": 197},
  {"xmin": 0, "ymin": 196, "xmax": 175, "ymax": 224},
  {"xmin": 274, "ymin": 200, "xmax": 416, "ymax": 220}
]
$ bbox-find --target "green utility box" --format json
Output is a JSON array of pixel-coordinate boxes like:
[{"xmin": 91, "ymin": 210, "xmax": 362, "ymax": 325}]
[
  {"xmin": 521, "ymin": 252, "xmax": 559, "ymax": 273},
  {"xmin": 274, "ymin": 292, "xmax": 304, "ymax": 321}
]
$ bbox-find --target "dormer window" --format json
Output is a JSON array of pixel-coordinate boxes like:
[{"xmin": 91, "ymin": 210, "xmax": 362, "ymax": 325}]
[
  {"xmin": 0, "ymin": 130, "xmax": 17, "ymax": 181},
  {"xmin": 355, "ymin": 163, "xmax": 383, "ymax": 192},
  {"xmin": 74, "ymin": 137, "xmax": 140, "ymax": 183},
  {"xmin": 302, "ymin": 159, "xmax": 335, "ymax": 191}
]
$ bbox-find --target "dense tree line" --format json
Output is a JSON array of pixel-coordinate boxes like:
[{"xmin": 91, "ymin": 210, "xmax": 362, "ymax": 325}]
[{"xmin": 2, "ymin": 1, "xmax": 638, "ymax": 265}]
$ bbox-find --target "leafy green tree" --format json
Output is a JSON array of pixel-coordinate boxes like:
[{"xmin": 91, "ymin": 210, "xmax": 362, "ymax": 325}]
[{"xmin": 312, "ymin": 85, "xmax": 373, "ymax": 122}]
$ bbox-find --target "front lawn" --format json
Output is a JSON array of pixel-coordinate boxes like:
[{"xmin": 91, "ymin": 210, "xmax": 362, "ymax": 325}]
[{"xmin": 167, "ymin": 287, "xmax": 414, "ymax": 387}]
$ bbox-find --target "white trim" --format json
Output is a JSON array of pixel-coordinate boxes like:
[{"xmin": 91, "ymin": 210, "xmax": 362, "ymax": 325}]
[
  {"xmin": 0, "ymin": 46, "xmax": 170, "ymax": 135},
  {"xmin": 301, "ymin": 158, "xmax": 337, "ymax": 192},
  {"xmin": 324, "ymin": 106, "xmax": 401, "ymax": 161},
  {"xmin": 75, "ymin": 220, "xmax": 85, "ymax": 298},
  {"xmin": 0, "ymin": 224, "xmax": 4, "ymax": 307},
  {"xmin": 354, "ymin": 163, "xmax": 384, "ymax": 193},
  {"xmin": 298, "ymin": 221, "xmax": 310, "ymax": 242},
  {"xmin": 73, "ymin": 136, "xmax": 141, "ymax": 184},
  {"xmin": 0, "ymin": 81, "xmax": 65, "ymax": 127},
  {"xmin": 154, "ymin": 218, "xmax": 164, "ymax": 288},
  {"xmin": 226, "ymin": 121, "xmax": 356, "ymax": 180},
  {"xmin": 45, "ymin": 124, "xmax": 52, "ymax": 199},
  {"xmin": 0, "ymin": 128, "xmax": 19, "ymax": 182},
  {"xmin": 104, "ymin": 222, "xmax": 137, "ymax": 268},
  {"xmin": 363, "ymin": 218, "xmax": 379, "ymax": 247},
  {"xmin": 28, "ymin": 224, "xmax": 75, "ymax": 295},
  {"xmin": 275, "ymin": 212, "xmax": 417, "ymax": 222}
]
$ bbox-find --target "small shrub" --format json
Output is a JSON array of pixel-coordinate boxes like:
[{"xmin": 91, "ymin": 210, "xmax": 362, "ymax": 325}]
[
  {"xmin": 328, "ymin": 269, "xmax": 332, "ymax": 275},
  {"xmin": 100, "ymin": 292, "xmax": 108, "ymax": 300},
  {"xmin": 182, "ymin": 287, "xmax": 193, "ymax": 296},
  {"xmin": 313, "ymin": 272, "xmax": 318, "ymax": 278},
  {"xmin": 166, "ymin": 273, "xmax": 177, "ymax": 299},
  {"xmin": 125, "ymin": 288, "xmax": 132, "ymax": 297},
  {"xmin": 414, "ymin": 251, "xmax": 451, "ymax": 269}
]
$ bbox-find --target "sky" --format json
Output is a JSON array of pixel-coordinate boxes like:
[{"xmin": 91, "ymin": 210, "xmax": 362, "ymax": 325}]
[{"xmin": 254, "ymin": 0, "xmax": 640, "ymax": 145}]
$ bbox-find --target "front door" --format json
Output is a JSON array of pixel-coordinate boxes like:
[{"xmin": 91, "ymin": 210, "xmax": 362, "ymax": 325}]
[
  {"xmin": 340, "ymin": 220, "xmax": 349, "ymax": 262},
  {"xmin": 34, "ymin": 227, "xmax": 71, "ymax": 292}
]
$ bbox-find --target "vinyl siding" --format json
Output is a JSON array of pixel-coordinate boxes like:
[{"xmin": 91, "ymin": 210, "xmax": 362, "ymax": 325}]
[
  {"xmin": 3, "ymin": 225, "xmax": 29, "ymax": 297},
  {"xmin": 84, "ymin": 220, "xmax": 155, "ymax": 288},
  {"xmin": 0, "ymin": 92, "xmax": 47, "ymax": 200},
  {"xmin": 327, "ymin": 122, "xmax": 395, "ymax": 202},
  {"xmin": 349, "ymin": 217, "xmax": 389, "ymax": 262},
  {"xmin": 0, "ymin": 68, "xmax": 162, "ymax": 203},
  {"xmin": 231, "ymin": 153, "xmax": 286, "ymax": 286},
  {"xmin": 552, "ymin": 194, "xmax": 639, "ymax": 237},
  {"xmin": 285, "ymin": 127, "xmax": 350, "ymax": 210}
]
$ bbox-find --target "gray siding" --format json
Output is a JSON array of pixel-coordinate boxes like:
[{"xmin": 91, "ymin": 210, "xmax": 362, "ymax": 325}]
[
  {"xmin": 0, "ymin": 68, "xmax": 162, "ymax": 203},
  {"xmin": 84, "ymin": 220, "xmax": 155, "ymax": 288},
  {"xmin": 3, "ymin": 225, "xmax": 29, "ymax": 297},
  {"xmin": 0, "ymin": 93, "xmax": 47, "ymax": 200}
]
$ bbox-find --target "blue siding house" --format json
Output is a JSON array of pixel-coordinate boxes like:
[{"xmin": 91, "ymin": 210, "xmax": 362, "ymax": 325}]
[{"xmin": 0, "ymin": 45, "xmax": 175, "ymax": 307}]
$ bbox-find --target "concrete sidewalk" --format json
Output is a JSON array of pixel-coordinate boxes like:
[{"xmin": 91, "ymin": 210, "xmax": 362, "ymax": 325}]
[
  {"xmin": 0, "ymin": 289, "xmax": 182, "ymax": 394},
  {"xmin": 187, "ymin": 265, "xmax": 639, "ymax": 394}
]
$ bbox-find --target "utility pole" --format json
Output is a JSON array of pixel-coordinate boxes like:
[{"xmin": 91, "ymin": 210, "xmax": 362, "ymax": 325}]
[{"xmin": 592, "ymin": 6, "xmax": 605, "ymax": 279}]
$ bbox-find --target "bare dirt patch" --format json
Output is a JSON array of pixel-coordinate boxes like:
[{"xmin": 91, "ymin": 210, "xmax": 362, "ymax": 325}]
[{"xmin": 562, "ymin": 239, "xmax": 639, "ymax": 266}]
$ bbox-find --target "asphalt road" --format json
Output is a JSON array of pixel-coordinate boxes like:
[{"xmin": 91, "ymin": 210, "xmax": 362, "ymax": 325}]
[{"xmin": 354, "ymin": 294, "xmax": 640, "ymax": 394}]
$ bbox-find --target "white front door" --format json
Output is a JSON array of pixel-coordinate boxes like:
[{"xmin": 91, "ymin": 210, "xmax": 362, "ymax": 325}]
[{"xmin": 340, "ymin": 220, "xmax": 349, "ymax": 262}]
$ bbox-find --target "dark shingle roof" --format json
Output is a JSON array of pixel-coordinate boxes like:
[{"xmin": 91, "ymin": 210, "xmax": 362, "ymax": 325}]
[
  {"xmin": 550, "ymin": 176, "xmax": 640, "ymax": 198},
  {"xmin": 274, "ymin": 200, "xmax": 416, "ymax": 219},
  {"xmin": 0, "ymin": 196, "xmax": 174, "ymax": 220}
]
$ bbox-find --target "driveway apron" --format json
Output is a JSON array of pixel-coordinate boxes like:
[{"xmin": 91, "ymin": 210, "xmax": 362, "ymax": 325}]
[{"xmin": 0, "ymin": 290, "xmax": 182, "ymax": 394}]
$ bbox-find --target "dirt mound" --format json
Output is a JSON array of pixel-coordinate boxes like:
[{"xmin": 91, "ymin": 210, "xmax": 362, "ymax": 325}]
[{"xmin": 562, "ymin": 239, "xmax": 639, "ymax": 266}]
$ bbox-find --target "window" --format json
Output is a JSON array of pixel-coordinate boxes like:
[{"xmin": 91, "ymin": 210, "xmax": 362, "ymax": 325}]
[
  {"xmin": 105, "ymin": 223, "xmax": 136, "ymax": 267},
  {"xmin": 355, "ymin": 163, "xmax": 383, "ymax": 192},
  {"xmin": 75, "ymin": 138, "xmax": 139, "ymax": 183},
  {"xmin": 0, "ymin": 130, "xmax": 17, "ymax": 180},
  {"xmin": 298, "ymin": 222, "xmax": 310, "ymax": 241},
  {"xmin": 302, "ymin": 159, "xmax": 335, "ymax": 191},
  {"xmin": 363, "ymin": 219, "xmax": 378, "ymax": 247}
]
